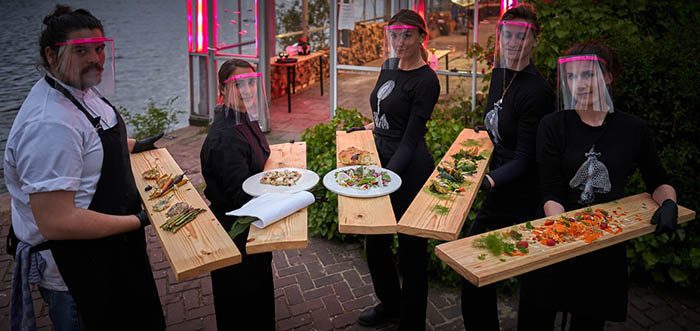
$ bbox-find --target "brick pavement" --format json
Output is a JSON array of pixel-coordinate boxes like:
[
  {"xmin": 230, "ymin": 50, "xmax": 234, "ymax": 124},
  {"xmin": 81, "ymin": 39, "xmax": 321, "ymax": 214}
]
[{"xmin": 1, "ymin": 78, "xmax": 699, "ymax": 330}]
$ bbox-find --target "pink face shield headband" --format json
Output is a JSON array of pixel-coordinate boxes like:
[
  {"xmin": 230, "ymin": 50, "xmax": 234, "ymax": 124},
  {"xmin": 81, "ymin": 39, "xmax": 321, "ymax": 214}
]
[
  {"xmin": 498, "ymin": 20, "xmax": 538, "ymax": 31},
  {"xmin": 558, "ymin": 55, "xmax": 608, "ymax": 65},
  {"xmin": 223, "ymin": 72, "xmax": 261, "ymax": 84},
  {"xmin": 55, "ymin": 37, "xmax": 113, "ymax": 46}
]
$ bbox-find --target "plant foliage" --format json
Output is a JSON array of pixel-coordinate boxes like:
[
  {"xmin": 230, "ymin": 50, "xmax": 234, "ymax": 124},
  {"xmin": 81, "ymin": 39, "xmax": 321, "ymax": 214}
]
[{"xmin": 120, "ymin": 96, "xmax": 184, "ymax": 140}]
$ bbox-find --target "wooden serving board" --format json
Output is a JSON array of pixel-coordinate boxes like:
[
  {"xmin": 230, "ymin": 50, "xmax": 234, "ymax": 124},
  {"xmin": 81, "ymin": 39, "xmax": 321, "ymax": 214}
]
[
  {"xmin": 246, "ymin": 142, "xmax": 309, "ymax": 254},
  {"xmin": 397, "ymin": 129, "xmax": 493, "ymax": 241},
  {"xmin": 130, "ymin": 148, "xmax": 241, "ymax": 282},
  {"xmin": 336, "ymin": 130, "xmax": 397, "ymax": 234},
  {"xmin": 435, "ymin": 193, "xmax": 696, "ymax": 287}
]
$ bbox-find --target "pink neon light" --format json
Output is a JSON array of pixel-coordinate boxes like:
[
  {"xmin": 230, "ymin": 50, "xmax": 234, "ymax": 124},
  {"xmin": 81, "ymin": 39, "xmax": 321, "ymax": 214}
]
[
  {"xmin": 255, "ymin": 0, "xmax": 259, "ymax": 57},
  {"xmin": 224, "ymin": 72, "xmax": 262, "ymax": 83},
  {"xmin": 196, "ymin": 0, "xmax": 206, "ymax": 53},
  {"xmin": 498, "ymin": 20, "xmax": 537, "ymax": 30},
  {"xmin": 187, "ymin": 1, "xmax": 193, "ymax": 52},
  {"xmin": 385, "ymin": 25, "xmax": 418, "ymax": 30},
  {"xmin": 558, "ymin": 55, "xmax": 607, "ymax": 65},
  {"xmin": 55, "ymin": 37, "xmax": 113, "ymax": 45}
]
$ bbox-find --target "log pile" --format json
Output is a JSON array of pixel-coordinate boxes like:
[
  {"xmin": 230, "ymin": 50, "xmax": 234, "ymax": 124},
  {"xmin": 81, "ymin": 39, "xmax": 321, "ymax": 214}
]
[{"xmin": 338, "ymin": 21, "xmax": 386, "ymax": 65}]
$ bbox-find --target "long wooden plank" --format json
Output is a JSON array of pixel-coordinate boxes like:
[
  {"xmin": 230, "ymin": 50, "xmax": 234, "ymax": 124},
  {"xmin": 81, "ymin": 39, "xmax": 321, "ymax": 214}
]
[
  {"xmin": 436, "ymin": 193, "xmax": 696, "ymax": 287},
  {"xmin": 397, "ymin": 129, "xmax": 493, "ymax": 241},
  {"xmin": 131, "ymin": 149, "xmax": 241, "ymax": 282},
  {"xmin": 336, "ymin": 130, "xmax": 397, "ymax": 234},
  {"xmin": 246, "ymin": 142, "xmax": 309, "ymax": 254}
]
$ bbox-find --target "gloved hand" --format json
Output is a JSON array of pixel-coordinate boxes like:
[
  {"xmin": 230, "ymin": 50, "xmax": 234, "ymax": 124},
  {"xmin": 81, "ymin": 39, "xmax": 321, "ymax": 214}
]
[
  {"xmin": 480, "ymin": 178, "xmax": 492, "ymax": 191},
  {"xmin": 132, "ymin": 132, "xmax": 164, "ymax": 154},
  {"xmin": 136, "ymin": 210, "xmax": 151, "ymax": 228},
  {"xmin": 651, "ymin": 199, "xmax": 678, "ymax": 234},
  {"xmin": 346, "ymin": 126, "xmax": 366, "ymax": 133},
  {"xmin": 473, "ymin": 125, "xmax": 486, "ymax": 133}
]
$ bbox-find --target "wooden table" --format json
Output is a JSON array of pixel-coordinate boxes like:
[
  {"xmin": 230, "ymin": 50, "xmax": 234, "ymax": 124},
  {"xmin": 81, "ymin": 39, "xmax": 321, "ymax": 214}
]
[
  {"xmin": 271, "ymin": 51, "xmax": 325, "ymax": 113},
  {"xmin": 246, "ymin": 142, "xmax": 309, "ymax": 254},
  {"xmin": 436, "ymin": 193, "xmax": 696, "ymax": 287},
  {"xmin": 397, "ymin": 129, "xmax": 493, "ymax": 241},
  {"xmin": 336, "ymin": 130, "xmax": 397, "ymax": 234},
  {"xmin": 432, "ymin": 49, "xmax": 451, "ymax": 93},
  {"xmin": 131, "ymin": 149, "xmax": 241, "ymax": 281}
]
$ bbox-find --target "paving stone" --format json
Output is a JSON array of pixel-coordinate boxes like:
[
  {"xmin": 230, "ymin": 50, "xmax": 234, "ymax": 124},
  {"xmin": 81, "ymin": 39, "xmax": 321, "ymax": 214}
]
[
  {"xmin": 203, "ymin": 314, "xmax": 218, "ymax": 331},
  {"xmin": 284, "ymin": 285, "xmax": 304, "ymax": 305},
  {"xmin": 323, "ymin": 261, "xmax": 353, "ymax": 275},
  {"xmin": 166, "ymin": 301, "xmax": 185, "ymax": 324},
  {"xmin": 306, "ymin": 260, "xmax": 326, "ymax": 279},
  {"xmin": 650, "ymin": 319, "xmax": 682, "ymax": 331},
  {"xmin": 289, "ymin": 297, "xmax": 324, "ymax": 316},
  {"xmin": 427, "ymin": 302, "xmax": 445, "ymax": 326},
  {"xmin": 332, "ymin": 311, "xmax": 360, "ymax": 329},
  {"xmin": 646, "ymin": 306, "xmax": 675, "ymax": 322},
  {"xmin": 313, "ymin": 273, "xmax": 343, "ymax": 288},
  {"xmin": 629, "ymin": 305, "xmax": 654, "ymax": 328},
  {"xmin": 167, "ymin": 319, "xmax": 203, "ymax": 331},
  {"xmin": 275, "ymin": 275, "xmax": 297, "ymax": 289},
  {"xmin": 304, "ymin": 286, "xmax": 333, "ymax": 300},
  {"xmin": 278, "ymin": 264, "xmax": 307, "ymax": 277},
  {"xmin": 295, "ymin": 271, "xmax": 314, "ymax": 291},
  {"xmin": 322, "ymin": 294, "xmax": 344, "ymax": 317},
  {"xmin": 277, "ymin": 313, "xmax": 312, "ymax": 330},
  {"xmin": 341, "ymin": 295, "xmax": 375, "ymax": 311},
  {"xmin": 352, "ymin": 284, "xmax": 375, "ymax": 298},
  {"xmin": 185, "ymin": 304, "xmax": 215, "ymax": 319},
  {"xmin": 310, "ymin": 308, "xmax": 334, "ymax": 331},
  {"xmin": 276, "ymin": 297, "xmax": 291, "ymax": 320},
  {"xmin": 182, "ymin": 288, "xmax": 200, "ymax": 310}
]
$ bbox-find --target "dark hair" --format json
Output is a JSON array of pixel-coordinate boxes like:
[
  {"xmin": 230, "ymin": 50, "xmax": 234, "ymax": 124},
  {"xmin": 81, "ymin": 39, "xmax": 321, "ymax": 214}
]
[
  {"xmin": 501, "ymin": 3, "xmax": 540, "ymax": 35},
  {"xmin": 388, "ymin": 9, "xmax": 429, "ymax": 62},
  {"xmin": 39, "ymin": 5, "xmax": 104, "ymax": 69},
  {"xmin": 218, "ymin": 58, "xmax": 256, "ymax": 91},
  {"xmin": 564, "ymin": 41, "xmax": 620, "ymax": 80}
]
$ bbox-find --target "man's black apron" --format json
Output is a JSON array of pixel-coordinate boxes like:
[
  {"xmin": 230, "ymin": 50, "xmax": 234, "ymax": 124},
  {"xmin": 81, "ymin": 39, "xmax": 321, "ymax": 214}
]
[{"xmin": 44, "ymin": 76, "xmax": 165, "ymax": 330}]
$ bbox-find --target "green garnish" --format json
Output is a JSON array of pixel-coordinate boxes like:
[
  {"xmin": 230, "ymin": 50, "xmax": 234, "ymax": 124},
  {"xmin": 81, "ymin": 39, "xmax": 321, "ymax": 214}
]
[
  {"xmin": 433, "ymin": 205, "xmax": 450, "ymax": 215},
  {"xmin": 422, "ymin": 186, "xmax": 451, "ymax": 200},
  {"xmin": 478, "ymin": 254, "xmax": 487, "ymax": 260},
  {"xmin": 525, "ymin": 221, "xmax": 534, "ymax": 230},
  {"xmin": 499, "ymin": 258, "xmax": 507, "ymax": 262},
  {"xmin": 460, "ymin": 139, "xmax": 480, "ymax": 147}
]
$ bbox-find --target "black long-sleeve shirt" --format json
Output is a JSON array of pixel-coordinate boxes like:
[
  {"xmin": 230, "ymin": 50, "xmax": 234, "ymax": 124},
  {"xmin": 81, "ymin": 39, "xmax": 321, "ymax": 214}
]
[
  {"xmin": 370, "ymin": 64, "xmax": 440, "ymax": 175},
  {"xmin": 200, "ymin": 107, "xmax": 271, "ymax": 217},
  {"xmin": 537, "ymin": 109, "xmax": 669, "ymax": 210},
  {"xmin": 484, "ymin": 64, "xmax": 554, "ymax": 187}
]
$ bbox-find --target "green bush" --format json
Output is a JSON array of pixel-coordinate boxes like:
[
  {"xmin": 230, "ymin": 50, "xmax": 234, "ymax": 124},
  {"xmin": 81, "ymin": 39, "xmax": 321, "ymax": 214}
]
[
  {"xmin": 120, "ymin": 96, "xmax": 184, "ymax": 139},
  {"xmin": 301, "ymin": 108, "xmax": 369, "ymax": 241},
  {"xmin": 531, "ymin": 0, "xmax": 700, "ymax": 288}
]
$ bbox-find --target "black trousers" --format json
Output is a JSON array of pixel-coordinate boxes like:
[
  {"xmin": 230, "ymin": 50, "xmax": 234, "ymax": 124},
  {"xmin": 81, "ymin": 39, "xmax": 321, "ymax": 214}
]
[
  {"xmin": 517, "ymin": 308, "xmax": 606, "ymax": 331},
  {"xmin": 366, "ymin": 233, "xmax": 428, "ymax": 329},
  {"xmin": 461, "ymin": 184, "xmax": 539, "ymax": 331},
  {"xmin": 211, "ymin": 219, "xmax": 274, "ymax": 330}
]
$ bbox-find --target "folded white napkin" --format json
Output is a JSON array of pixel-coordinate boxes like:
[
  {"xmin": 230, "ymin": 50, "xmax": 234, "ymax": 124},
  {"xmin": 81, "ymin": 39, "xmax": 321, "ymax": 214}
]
[{"xmin": 225, "ymin": 191, "xmax": 315, "ymax": 229}]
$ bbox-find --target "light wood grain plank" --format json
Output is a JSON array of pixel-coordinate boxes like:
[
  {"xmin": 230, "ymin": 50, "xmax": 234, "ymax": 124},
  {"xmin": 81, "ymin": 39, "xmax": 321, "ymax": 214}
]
[
  {"xmin": 336, "ymin": 130, "xmax": 397, "ymax": 234},
  {"xmin": 397, "ymin": 129, "xmax": 493, "ymax": 241},
  {"xmin": 435, "ymin": 193, "xmax": 696, "ymax": 287},
  {"xmin": 246, "ymin": 142, "xmax": 309, "ymax": 254},
  {"xmin": 131, "ymin": 149, "xmax": 241, "ymax": 282}
]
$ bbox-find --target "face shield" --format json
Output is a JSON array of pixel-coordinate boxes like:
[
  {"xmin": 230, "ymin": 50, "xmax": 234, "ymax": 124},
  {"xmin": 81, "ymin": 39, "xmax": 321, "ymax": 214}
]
[
  {"xmin": 557, "ymin": 55, "xmax": 614, "ymax": 113},
  {"xmin": 382, "ymin": 25, "xmax": 421, "ymax": 70},
  {"xmin": 221, "ymin": 71, "xmax": 269, "ymax": 124},
  {"xmin": 494, "ymin": 20, "xmax": 537, "ymax": 70},
  {"xmin": 54, "ymin": 37, "xmax": 115, "ymax": 96}
]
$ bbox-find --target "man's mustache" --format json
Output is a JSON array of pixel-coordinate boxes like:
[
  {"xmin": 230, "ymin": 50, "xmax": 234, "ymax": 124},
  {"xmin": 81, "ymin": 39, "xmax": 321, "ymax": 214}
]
[{"xmin": 81, "ymin": 63, "xmax": 104, "ymax": 75}]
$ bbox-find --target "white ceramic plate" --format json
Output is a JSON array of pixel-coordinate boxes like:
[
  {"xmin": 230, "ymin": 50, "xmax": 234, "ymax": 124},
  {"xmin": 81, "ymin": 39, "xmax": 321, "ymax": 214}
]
[
  {"xmin": 322, "ymin": 166, "xmax": 402, "ymax": 198},
  {"xmin": 242, "ymin": 168, "xmax": 320, "ymax": 196}
]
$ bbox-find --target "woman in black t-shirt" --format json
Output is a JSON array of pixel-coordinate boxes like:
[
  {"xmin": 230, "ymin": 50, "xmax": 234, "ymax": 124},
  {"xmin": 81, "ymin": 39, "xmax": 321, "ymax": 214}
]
[
  {"xmin": 518, "ymin": 41, "xmax": 679, "ymax": 330},
  {"xmin": 351, "ymin": 10, "xmax": 439, "ymax": 330},
  {"xmin": 461, "ymin": 4, "xmax": 554, "ymax": 330},
  {"xmin": 200, "ymin": 59, "xmax": 274, "ymax": 330}
]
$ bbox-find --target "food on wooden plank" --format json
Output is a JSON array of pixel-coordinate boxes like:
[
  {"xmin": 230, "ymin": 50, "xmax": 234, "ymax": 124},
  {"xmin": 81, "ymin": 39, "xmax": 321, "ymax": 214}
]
[
  {"xmin": 338, "ymin": 146, "xmax": 374, "ymax": 165},
  {"xmin": 142, "ymin": 168, "xmax": 160, "ymax": 179},
  {"xmin": 153, "ymin": 196, "xmax": 173, "ymax": 212},
  {"xmin": 166, "ymin": 202, "xmax": 191, "ymax": 218}
]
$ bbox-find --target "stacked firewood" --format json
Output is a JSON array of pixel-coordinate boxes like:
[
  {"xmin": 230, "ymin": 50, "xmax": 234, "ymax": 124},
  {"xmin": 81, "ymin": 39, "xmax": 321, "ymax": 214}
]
[{"xmin": 338, "ymin": 22, "xmax": 386, "ymax": 65}]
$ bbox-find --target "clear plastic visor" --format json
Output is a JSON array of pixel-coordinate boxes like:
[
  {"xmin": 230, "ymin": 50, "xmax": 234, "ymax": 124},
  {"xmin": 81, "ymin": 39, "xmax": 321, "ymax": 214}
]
[
  {"xmin": 557, "ymin": 55, "xmax": 614, "ymax": 113},
  {"xmin": 221, "ymin": 72, "xmax": 269, "ymax": 124},
  {"xmin": 382, "ymin": 25, "xmax": 422, "ymax": 70},
  {"xmin": 54, "ymin": 37, "xmax": 115, "ymax": 96},
  {"xmin": 494, "ymin": 21, "xmax": 536, "ymax": 70}
]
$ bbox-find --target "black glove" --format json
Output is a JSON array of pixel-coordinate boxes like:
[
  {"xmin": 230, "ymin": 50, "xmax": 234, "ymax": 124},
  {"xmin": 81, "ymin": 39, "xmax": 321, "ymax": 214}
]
[
  {"xmin": 651, "ymin": 199, "xmax": 678, "ymax": 235},
  {"xmin": 474, "ymin": 125, "xmax": 486, "ymax": 133},
  {"xmin": 480, "ymin": 178, "xmax": 492, "ymax": 191},
  {"xmin": 132, "ymin": 132, "xmax": 164, "ymax": 154},
  {"xmin": 346, "ymin": 126, "xmax": 366, "ymax": 133},
  {"xmin": 136, "ymin": 210, "xmax": 151, "ymax": 228}
]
